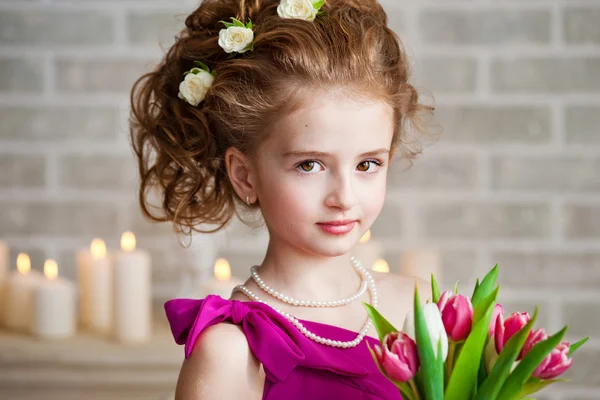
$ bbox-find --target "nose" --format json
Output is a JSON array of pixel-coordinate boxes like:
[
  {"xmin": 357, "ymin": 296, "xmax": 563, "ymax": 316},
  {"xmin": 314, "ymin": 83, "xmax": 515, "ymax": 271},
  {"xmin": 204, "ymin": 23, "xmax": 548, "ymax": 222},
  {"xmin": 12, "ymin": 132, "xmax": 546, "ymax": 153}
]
[{"xmin": 324, "ymin": 171, "xmax": 358, "ymax": 211}]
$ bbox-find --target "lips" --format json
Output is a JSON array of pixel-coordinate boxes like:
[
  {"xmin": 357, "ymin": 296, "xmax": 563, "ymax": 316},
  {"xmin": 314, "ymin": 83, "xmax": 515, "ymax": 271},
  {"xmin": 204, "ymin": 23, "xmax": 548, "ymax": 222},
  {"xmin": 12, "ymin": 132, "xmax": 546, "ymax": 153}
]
[{"xmin": 316, "ymin": 220, "xmax": 357, "ymax": 235}]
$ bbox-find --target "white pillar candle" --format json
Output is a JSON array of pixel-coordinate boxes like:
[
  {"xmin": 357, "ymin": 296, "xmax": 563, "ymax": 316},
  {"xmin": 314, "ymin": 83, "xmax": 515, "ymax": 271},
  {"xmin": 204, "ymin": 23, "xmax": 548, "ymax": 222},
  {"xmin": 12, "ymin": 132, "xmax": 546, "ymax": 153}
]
[
  {"xmin": 76, "ymin": 239, "xmax": 113, "ymax": 335},
  {"xmin": 0, "ymin": 240, "xmax": 9, "ymax": 321},
  {"xmin": 113, "ymin": 231, "xmax": 152, "ymax": 344},
  {"xmin": 201, "ymin": 258, "xmax": 242, "ymax": 299},
  {"xmin": 351, "ymin": 230, "xmax": 383, "ymax": 270},
  {"xmin": 3, "ymin": 253, "xmax": 42, "ymax": 333},
  {"xmin": 400, "ymin": 249, "xmax": 442, "ymax": 283},
  {"xmin": 33, "ymin": 259, "xmax": 76, "ymax": 340}
]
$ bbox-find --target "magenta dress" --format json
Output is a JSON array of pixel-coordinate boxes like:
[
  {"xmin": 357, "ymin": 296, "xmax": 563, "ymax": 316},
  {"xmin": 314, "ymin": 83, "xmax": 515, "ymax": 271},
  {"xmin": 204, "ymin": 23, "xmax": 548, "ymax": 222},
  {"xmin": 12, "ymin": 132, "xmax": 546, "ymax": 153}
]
[{"xmin": 165, "ymin": 295, "xmax": 402, "ymax": 399}]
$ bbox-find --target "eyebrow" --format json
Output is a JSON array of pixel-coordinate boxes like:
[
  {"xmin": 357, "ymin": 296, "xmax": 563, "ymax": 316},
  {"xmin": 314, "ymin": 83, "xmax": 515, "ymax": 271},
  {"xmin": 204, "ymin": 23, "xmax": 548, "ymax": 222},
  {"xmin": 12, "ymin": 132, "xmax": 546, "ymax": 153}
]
[{"xmin": 283, "ymin": 148, "xmax": 390, "ymax": 158}]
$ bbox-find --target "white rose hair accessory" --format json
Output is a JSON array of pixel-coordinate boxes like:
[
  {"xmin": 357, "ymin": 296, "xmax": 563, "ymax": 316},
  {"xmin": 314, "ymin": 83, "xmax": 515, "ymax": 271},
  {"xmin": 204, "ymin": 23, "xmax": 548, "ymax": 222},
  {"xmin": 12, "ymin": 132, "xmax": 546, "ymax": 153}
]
[
  {"xmin": 218, "ymin": 17, "xmax": 255, "ymax": 54},
  {"xmin": 178, "ymin": 0, "xmax": 326, "ymax": 106},
  {"xmin": 178, "ymin": 61, "xmax": 216, "ymax": 106},
  {"xmin": 277, "ymin": 0, "xmax": 325, "ymax": 21}
]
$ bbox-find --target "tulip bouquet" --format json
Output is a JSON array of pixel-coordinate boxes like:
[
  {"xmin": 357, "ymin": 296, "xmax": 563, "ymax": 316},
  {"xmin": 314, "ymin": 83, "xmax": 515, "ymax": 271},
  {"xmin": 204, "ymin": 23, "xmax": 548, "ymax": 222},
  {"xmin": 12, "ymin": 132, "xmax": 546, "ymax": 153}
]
[{"xmin": 363, "ymin": 265, "xmax": 588, "ymax": 400}]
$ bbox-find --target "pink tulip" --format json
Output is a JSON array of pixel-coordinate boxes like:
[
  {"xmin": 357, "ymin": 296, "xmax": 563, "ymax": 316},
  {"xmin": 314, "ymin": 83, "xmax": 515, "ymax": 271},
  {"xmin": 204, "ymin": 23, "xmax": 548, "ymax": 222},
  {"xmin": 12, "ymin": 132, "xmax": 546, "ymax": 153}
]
[
  {"xmin": 522, "ymin": 329, "xmax": 573, "ymax": 380},
  {"xmin": 437, "ymin": 290, "xmax": 474, "ymax": 341},
  {"xmin": 489, "ymin": 304, "xmax": 504, "ymax": 338},
  {"xmin": 495, "ymin": 311, "xmax": 530, "ymax": 358},
  {"xmin": 374, "ymin": 331, "xmax": 419, "ymax": 382}
]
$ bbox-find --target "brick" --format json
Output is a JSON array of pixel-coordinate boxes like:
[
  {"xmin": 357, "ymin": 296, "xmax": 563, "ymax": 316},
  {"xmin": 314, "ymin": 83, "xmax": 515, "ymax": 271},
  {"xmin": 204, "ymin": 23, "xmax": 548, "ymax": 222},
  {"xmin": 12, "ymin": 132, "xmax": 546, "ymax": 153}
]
[
  {"xmin": 127, "ymin": 12, "xmax": 184, "ymax": 47},
  {"xmin": 55, "ymin": 58, "xmax": 155, "ymax": 93},
  {"xmin": 0, "ymin": 10, "xmax": 113, "ymax": 46},
  {"xmin": 562, "ymin": 301, "xmax": 600, "ymax": 337},
  {"xmin": 422, "ymin": 202, "xmax": 551, "ymax": 239},
  {"xmin": 417, "ymin": 57, "xmax": 477, "ymax": 92},
  {"xmin": 565, "ymin": 106, "xmax": 600, "ymax": 145},
  {"xmin": 129, "ymin": 204, "xmax": 179, "ymax": 238},
  {"xmin": 388, "ymin": 155, "xmax": 478, "ymax": 190},
  {"xmin": 0, "ymin": 106, "xmax": 118, "ymax": 141},
  {"xmin": 371, "ymin": 202, "xmax": 403, "ymax": 238},
  {"xmin": 563, "ymin": 348, "xmax": 600, "ymax": 386},
  {"xmin": 564, "ymin": 204, "xmax": 600, "ymax": 239},
  {"xmin": 434, "ymin": 105, "xmax": 551, "ymax": 144},
  {"xmin": 564, "ymin": 8, "xmax": 600, "ymax": 45},
  {"xmin": 0, "ymin": 155, "xmax": 45, "ymax": 188},
  {"xmin": 492, "ymin": 58, "xmax": 600, "ymax": 93},
  {"xmin": 0, "ymin": 202, "xmax": 119, "ymax": 236},
  {"xmin": 491, "ymin": 251, "xmax": 600, "ymax": 289},
  {"xmin": 0, "ymin": 58, "xmax": 43, "ymax": 93},
  {"xmin": 491, "ymin": 156, "xmax": 600, "ymax": 192},
  {"xmin": 58, "ymin": 155, "xmax": 137, "ymax": 190},
  {"xmin": 420, "ymin": 10, "xmax": 550, "ymax": 45}
]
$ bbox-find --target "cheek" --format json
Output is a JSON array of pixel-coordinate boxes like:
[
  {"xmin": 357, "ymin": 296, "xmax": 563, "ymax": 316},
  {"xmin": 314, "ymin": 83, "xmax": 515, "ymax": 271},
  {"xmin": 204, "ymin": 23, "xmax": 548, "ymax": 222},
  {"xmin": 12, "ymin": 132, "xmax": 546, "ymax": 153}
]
[{"xmin": 360, "ymin": 175, "xmax": 388, "ymax": 217}]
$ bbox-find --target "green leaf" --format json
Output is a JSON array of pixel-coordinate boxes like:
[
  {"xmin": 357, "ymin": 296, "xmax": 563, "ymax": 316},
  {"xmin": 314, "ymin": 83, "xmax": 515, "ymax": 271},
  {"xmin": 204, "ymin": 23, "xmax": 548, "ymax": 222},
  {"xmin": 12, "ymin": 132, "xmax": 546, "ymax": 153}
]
[
  {"xmin": 431, "ymin": 273, "xmax": 441, "ymax": 303},
  {"xmin": 219, "ymin": 20, "xmax": 234, "ymax": 28},
  {"xmin": 454, "ymin": 281, "xmax": 459, "ymax": 294},
  {"xmin": 189, "ymin": 67, "xmax": 202, "ymax": 75},
  {"xmin": 515, "ymin": 378, "xmax": 569, "ymax": 399},
  {"xmin": 497, "ymin": 325, "xmax": 566, "ymax": 400},
  {"xmin": 232, "ymin": 17, "xmax": 245, "ymax": 27},
  {"xmin": 445, "ymin": 286, "xmax": 498, "ymax": 400},
  {"xmin": 313, "ymin": 0, "xmax": 325, "ymax": 10},
  {"xmin": 472, "ymin": 278, "xmax": 480, "ymax": 299},
  {"xmin": 246, "ymin": 19, "xmax": 253, "ymax": 29},
  {"xmin": 569, "ymin": 337, "xmax": 589, "ymax": 356},
  {"xmin": 193, "ymin": 61, "xmax": 210, "ymax": 73},
  {"xmin": 363, "ymin": 302, "xmax": 397, "ymax": 342},
  {"xmin": 414, "ymin": 285, "xmax": 444, "ymax": 400},
  {"xmin": 472, "ymin": 264, "xmax": 499, "ymax": 309},
  {"xmin": 474, "ymin": 307, "xmax": 538, "ymax": 400}
]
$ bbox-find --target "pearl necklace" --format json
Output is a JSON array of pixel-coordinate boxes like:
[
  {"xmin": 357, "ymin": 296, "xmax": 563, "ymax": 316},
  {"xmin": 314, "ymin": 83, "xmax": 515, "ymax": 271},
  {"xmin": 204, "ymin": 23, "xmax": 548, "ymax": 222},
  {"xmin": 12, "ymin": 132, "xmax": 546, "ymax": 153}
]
[
  {"xmin": 233, "ymin": 256, "xmax": 378, "ymax": 348},
  {"xmin": 250, "ymin": 262, "xmax": 367, "ymax": 307}
]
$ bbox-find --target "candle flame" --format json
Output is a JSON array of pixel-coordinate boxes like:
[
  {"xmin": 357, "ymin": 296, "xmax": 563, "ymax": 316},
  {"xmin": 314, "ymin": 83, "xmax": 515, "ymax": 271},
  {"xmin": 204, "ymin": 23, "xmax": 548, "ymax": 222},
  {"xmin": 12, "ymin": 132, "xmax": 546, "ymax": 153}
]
[
  {"xmin": 359, "ymin": 229, "xmax": 371, "ymax": 244},
  {"xmin": 121, "ymin": 231, "xmax": 136, "ymax": 252},
  {"xmin": 90, "ymin": 238, "xmax": 107, "ymax": 260},
  {"xmin": 44, "ymin": 259, "xmax": 58, "ymax": 280},
  {"xmin": 372, "ymin": 259, "xmax": 390, "ymax": 273},
  {"xmin": 16, "ymin": 253, "xmax": 31, "ymax": 275},
  {"xmin": 214, "ymin": 258, "xmax": 231, "ymax": 281}
]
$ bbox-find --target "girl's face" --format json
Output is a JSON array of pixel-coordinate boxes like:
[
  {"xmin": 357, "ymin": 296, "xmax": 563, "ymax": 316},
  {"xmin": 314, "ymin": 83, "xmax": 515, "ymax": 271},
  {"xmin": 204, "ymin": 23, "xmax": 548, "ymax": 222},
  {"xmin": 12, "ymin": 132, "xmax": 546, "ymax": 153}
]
[{"xmin": 253, "ymin": 91, "xmax": 395, "ymax": 257}]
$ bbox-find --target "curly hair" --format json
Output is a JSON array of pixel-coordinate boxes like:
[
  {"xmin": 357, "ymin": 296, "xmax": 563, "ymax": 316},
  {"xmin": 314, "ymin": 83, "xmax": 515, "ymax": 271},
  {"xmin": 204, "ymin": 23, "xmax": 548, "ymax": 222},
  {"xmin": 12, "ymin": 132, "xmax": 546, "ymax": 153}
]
[{"xmin": 129, "ymin": 0, "xmax": 436, "ymax": 237}]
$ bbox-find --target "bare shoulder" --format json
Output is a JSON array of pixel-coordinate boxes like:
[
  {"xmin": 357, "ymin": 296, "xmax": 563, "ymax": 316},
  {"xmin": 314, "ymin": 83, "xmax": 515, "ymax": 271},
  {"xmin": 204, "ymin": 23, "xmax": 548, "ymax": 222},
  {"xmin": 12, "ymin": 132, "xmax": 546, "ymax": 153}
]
[
  {"xmin": 371, "ymin": 272, "xmax": 433, "ymax": 329},
  {"xmin": 175, "ymin": 322, "xmax": 264, "ymax": 399}
]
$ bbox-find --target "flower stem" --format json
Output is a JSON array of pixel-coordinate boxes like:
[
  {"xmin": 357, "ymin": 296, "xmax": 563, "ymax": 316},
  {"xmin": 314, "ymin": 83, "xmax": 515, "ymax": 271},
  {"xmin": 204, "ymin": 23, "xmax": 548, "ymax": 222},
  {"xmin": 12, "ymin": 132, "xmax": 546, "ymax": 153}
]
[
  {"xmin": 445, "ymin": 341, "xmax": 457, "ymax": 385},
  {"xmin": 408, "ymin": 379, "xmax": 421, "ymax": 400}
]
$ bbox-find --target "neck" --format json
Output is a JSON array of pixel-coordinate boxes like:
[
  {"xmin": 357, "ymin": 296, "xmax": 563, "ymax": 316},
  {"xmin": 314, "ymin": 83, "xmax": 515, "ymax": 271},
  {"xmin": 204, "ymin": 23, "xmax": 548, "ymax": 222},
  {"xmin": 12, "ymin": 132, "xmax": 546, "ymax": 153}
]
[{"xmin": 255, "ymin": 238, "xmax": 362, "ymax": 302}]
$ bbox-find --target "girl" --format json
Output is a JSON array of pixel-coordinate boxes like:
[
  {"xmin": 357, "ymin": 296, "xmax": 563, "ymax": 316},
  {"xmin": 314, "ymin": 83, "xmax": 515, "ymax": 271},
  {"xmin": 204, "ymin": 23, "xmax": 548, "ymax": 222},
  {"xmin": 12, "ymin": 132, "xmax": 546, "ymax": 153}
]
[{"xmin": 130, "ymin": 0, "xmax": 436, "ymax": 398}]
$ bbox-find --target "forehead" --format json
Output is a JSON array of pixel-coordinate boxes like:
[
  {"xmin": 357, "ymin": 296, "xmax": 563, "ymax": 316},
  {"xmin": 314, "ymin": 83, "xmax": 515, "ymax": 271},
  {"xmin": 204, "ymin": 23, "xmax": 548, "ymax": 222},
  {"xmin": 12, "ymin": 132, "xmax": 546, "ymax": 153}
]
[{"xmin": 267, "ymin": 91, "xmax": 395, "ymax": 154}]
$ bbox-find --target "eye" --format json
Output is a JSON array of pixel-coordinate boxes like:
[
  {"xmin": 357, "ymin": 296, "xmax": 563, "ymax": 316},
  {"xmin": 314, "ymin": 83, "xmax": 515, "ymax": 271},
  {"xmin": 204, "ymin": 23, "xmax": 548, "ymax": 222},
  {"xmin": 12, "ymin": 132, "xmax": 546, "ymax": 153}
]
[
  {"xmin": 296, "ymin": 161, "xmax": 323, "ymax": 174},
  {"xmin": 357, "ymin": 160, "xmax": 382, "ymax": 173}
]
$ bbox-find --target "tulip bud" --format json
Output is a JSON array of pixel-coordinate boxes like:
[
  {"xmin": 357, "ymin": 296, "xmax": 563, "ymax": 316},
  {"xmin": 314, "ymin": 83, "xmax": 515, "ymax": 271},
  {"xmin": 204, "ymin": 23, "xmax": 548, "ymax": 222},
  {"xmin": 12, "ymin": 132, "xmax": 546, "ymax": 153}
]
[
  {"xmin": 489, "ymin": 304, "xmax": 504, "ymax": 338},
  {"xmin": 521, "ymin": 329, "xmax": 573, "ymax": 380},
  {"xmin": 437, "ymin": 290, "xmax": 474, "ymax": 341},
  {"xmin": 495, "ymin": 311, "xmax": 530, "ymax": 358},
  {"xmin": 374, "ymin": 332, "xmax": 419, "ymax": 382},
  {"xmin": 403, "ymin": 303, "xmax": 449, "ymax": 361}
]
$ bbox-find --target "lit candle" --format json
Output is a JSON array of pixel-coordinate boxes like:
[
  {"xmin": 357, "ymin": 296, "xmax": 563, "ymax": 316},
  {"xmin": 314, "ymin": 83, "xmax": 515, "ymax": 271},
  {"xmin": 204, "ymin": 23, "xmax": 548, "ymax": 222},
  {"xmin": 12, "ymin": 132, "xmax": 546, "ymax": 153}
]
[
  {"xmin": 76, "ymin": 239, "xmax": 113, "ymax": 335},
  {"xmin": 201, "ymin": 258, "xmax": 242, "ymax": 299},
  {"xmin": 351, "ymin": 230, "xmax": 383, "ymax": 270},
  {"xmin": 113, "ymin": 231, "xmax": 151, "ymax": 344},
  {"xmin": 33, "ymin": 259, "xmax": 76, "ymax": 339},
  {"xmin": 400, "ymin": 249, "xmax": 442, "ymax": 283},
  {"xmin": 3, "ymin": 253, "xmax": 42, "ymax": 333},
  {"xmin": 372, "ymin": 259, "xmax": 390, "ymax": 274}
]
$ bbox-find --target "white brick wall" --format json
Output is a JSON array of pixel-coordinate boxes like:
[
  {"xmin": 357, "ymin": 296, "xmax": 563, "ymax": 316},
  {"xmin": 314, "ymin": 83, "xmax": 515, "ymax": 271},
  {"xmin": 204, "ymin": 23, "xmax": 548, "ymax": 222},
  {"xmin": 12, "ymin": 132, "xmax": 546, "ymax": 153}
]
[{"xmin": 0, "ymin": 1, "xmax": 599, "ymax": 398}]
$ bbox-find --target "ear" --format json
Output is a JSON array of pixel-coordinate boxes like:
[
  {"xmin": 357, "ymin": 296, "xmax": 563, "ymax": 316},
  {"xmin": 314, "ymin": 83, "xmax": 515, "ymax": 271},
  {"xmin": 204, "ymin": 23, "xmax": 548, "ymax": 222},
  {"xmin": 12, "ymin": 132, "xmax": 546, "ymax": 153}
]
[{"xmin": 224, "ymin": 146, "xmax": 258, "ymax": 203}]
